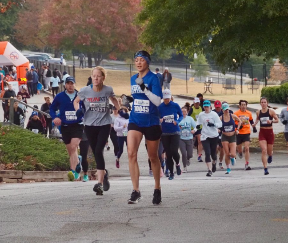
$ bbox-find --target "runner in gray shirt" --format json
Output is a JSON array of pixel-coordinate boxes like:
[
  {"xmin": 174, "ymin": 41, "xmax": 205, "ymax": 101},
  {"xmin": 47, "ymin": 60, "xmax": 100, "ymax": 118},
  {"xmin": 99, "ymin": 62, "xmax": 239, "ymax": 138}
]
[{"xmin": 74, "ymin": 66, "xmax": 120, "ymax": 196}]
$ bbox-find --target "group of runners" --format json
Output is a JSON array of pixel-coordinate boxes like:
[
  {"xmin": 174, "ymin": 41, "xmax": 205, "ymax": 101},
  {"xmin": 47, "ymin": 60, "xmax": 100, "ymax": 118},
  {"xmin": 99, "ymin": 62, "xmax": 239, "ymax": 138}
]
[{"xmin": 49, "ymin": 50, "xmax": 283, "ymax": 206}]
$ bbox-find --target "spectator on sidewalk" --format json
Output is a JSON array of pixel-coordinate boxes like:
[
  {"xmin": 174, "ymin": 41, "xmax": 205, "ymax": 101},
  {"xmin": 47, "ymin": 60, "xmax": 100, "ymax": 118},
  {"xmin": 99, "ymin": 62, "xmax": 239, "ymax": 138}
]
[
  {"xmin": 280, "ymin": 97, "xmax": 288, "ymax": 150},
  {"xmin": 26, "ymin": 111, "xmax": 44, "ymax": 134},
  {"xmin": 43, "ymin": 66, "xmax": 52, "ymax": 91},
  {"xmin": 62, "ymin": 71, "xmax": 70, "ymax": 84},
  {"xmin": 78, "ymin": 53, "xmax": 85, "ymax": 68},
  {"xmin": 31, "ymin": 105, "xmax": 46, "ymax": 132},
  {"xmin": 155, "ymin": 68, "xmax": 163, "ymax": 88},
  {"xmin": 51, "ymin": 70, "xmax": 60, "ymax": 98},
  {"xmin": 32, "ymin": 66, "xmax": 39, "ymax": 95},
  {"xmin": 26, "ymin": 68, "xmax": 34, "ymax": 96},
  {"xmin": 41, "ymin": 96, "xmax": 52, "ymax": 135},
  {"xmin": 16, "ymin": 94, "xmax": 27, "ymax": 128},
  {"xmin": 162, "ymin": 67, "xmax": 172, "ymax": 90},
  {"xmin": 5, "ymin": 101, "xmax": 24, "ymax": 126},
  {"xmin": 17, "ymin": 86, "xmax": 30, "ymax": 104},
  {"xmin": 2, "ymin": 84, "xmax": 16, "ymax": 121}
]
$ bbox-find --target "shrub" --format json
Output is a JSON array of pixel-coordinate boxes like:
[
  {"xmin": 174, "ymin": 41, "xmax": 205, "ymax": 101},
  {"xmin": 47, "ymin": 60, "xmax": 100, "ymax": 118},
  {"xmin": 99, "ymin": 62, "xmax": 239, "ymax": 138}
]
[
  {"xmin": 261, "ymin": 83, "xmax": 288, "ymax": 104},
  {"xmin": 0, "ymin": 125, "xmax": 69, "ymax": 171}
]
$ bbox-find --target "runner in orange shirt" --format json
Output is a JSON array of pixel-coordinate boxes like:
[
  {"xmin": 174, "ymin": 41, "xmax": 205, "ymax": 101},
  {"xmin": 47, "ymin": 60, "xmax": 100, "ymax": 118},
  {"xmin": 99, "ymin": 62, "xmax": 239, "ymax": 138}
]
[{"xmin": 234, "ymin": 100, "xmax": 256, "ymax": 170}]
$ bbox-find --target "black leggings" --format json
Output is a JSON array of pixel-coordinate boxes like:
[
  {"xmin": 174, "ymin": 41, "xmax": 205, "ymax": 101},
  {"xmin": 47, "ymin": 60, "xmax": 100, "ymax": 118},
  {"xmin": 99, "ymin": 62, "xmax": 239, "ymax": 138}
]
[
  {"xmin": 110, "ymin": 127, "xmax": 119, "ymax": 156},
  {"xmin": 52, "ymin": 87, "xmax": 59, "ymax": 98},
  {"xmin": 117, "ymin": 136, "xmax": 127, "ymax": 159},
  {"xmin": 85, "ymin": 124, "xmax": 111, "ymax": 170},
  {"xmin": 146, "ymin": 140, "xmax": 164, "ymax": 170},
  {"xmin": 161, "ymin": 134, "xmax": 180, "ymax": 174},
  {"xmin": 79, "ymin": 140, "xmax": 89, "ymax": 173},
  {"xmin": 201, "ymin": 137, "xmax": 218, "ymax": 162}
]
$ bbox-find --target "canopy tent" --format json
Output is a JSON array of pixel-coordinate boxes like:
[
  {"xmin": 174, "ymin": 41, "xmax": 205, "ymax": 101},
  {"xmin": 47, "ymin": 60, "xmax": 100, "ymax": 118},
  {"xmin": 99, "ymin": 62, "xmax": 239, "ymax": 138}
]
[{"xmin": 0, "ymin": 41, "xmax": 29, "ymax": 82}]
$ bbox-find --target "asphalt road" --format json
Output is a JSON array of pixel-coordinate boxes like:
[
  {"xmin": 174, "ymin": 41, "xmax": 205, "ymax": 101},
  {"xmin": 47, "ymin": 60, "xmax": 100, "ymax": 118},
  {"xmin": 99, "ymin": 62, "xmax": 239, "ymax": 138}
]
[{"xmin": 1, "ymin": 146, "xmax": 288, "ymax": 243}]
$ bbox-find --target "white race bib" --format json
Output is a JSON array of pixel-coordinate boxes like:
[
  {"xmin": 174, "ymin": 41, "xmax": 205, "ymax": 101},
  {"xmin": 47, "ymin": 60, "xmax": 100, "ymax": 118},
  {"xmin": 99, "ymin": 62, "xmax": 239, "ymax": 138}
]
[
  {"xmin": 90, "ymin": 102, "xmax": 107, "ymax": 112},
  {"xmin": 260, "ymin": 117, "xmax": 269, "ymax": 124},
  {"xmin": 224, "ymin": 125, "xmax": 233, "ymax": 132},
  {"xmin": 65, "ymin": 111, "xmax": 77, "ymax": 121},
  {"xmin": 134, "ymin": 99, "xmax": 150, "ymax": 113},
  {"xmin": 163, "ymin": 114, "xmax": 174, "ymax": 123}
]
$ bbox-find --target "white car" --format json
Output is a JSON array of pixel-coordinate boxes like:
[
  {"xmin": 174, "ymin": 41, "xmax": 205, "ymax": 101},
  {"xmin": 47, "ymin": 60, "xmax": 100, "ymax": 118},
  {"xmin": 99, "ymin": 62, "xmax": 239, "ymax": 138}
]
[{"xmin": 48, "ymin": 58, "xmax": 67, "ymax": 66}]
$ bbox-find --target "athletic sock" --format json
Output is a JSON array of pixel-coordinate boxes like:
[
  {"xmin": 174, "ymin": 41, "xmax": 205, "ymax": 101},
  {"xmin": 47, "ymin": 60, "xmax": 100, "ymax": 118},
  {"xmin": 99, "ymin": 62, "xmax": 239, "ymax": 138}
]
[
  {"xmin": 71, "ymin": 169, "xmax": 75, "ymax": 174},
  {"xmin": 264, "ymin": 168, "xmax": 268, "ymax": 173},
  {"xmin": 245, "ymin": 162, "xmax": 249, "ymax": 165}
]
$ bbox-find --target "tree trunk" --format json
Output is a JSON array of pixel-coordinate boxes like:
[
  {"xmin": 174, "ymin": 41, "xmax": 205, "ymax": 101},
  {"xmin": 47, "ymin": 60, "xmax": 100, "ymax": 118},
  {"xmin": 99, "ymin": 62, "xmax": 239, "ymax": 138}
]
[
  {"xmin": 93, "ymin": 52, "xmax": 103, "ymax": 66},
  {"xmin": 87, "ymin": 53, "xmax": 93, "ymax": 68}
]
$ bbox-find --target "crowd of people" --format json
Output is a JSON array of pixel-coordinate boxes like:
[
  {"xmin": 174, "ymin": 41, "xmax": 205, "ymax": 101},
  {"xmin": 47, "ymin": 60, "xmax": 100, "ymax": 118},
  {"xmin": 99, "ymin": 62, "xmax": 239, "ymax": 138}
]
[{"xmin": 1, "ymin": 50, "xmax": 288, "ymax": 206}]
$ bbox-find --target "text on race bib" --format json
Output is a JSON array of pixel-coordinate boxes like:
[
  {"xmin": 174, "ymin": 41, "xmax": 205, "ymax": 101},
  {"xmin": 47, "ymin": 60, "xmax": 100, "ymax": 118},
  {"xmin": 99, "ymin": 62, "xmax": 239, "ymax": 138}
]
[
  {"xmin": 181, "ymin": 129, "xmax": 191, "ymax": 137},
  {"xmin": 260, "ymin": 117, "xmax": 269, "ymax": 124},
  {"xmin": 134, "ymin": 99, "xmax": 149, "ymax": 113},
  {"xmin": 224, "ymin": 125, "xmax": 234, "ymax": 132},
  {"xmin": 89, "ymin": 102, "xmax": 107, "ymax": 112},
  {"xmin": 65, "ymin": 111, "xmax": 77, "ymax": 121},
  {"xmin": 163, "ymin": 114, "xmax": 174, "ymax": 123}
]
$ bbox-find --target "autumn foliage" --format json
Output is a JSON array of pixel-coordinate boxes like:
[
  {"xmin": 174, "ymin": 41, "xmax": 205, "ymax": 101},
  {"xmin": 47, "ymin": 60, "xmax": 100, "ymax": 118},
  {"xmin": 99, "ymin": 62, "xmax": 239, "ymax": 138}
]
[{"xmin": 14, "ymin": 0, "xmax": 142, "ymax": 60}]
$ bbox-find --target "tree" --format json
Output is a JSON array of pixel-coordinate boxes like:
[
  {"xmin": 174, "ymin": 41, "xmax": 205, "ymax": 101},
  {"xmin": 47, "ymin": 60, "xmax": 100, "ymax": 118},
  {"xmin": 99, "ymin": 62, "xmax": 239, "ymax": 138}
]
[
  {"xmin": 269, "ymin": 59, "xmax": 288, "ymax": 82},
  {"xmin": 192, "ymin": 54, "xmax": 209, "ymax": 80},
  {"xmin": 137, "ymin": 0, "xmax": 288, "ymax": 70},
  {"xmin": 39, "ymin": 0, "xmax": 141, "ymax": 66},
  {"xmin": 0, "ymin": 0, "xmax": 24, "ymax": 44}
]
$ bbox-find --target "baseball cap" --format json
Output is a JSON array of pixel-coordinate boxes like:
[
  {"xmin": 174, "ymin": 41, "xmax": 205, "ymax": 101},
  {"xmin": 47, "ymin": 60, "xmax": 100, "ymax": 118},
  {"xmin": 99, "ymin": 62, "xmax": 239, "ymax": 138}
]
[
  {"xmin": 155, "ymin": 68, "xmax": 159, "ymax": 71},
  {"xmin": 163, "ymin": 89, "xmax": 172, "ymax": 99},
  {"xmin": 31, "ymin": 66, "xmax": 35, "ymax": 69},
  {"xmin": 222, "ymin": 103, "xmax": 230, "ymax": 111},
  {"xmin": 203, "ymin": 100, "xmax": 211, "ymax": 107},
  {"xmin": 194, "ymin": 97, "xmax": 200, "ymax": 103},
  {"xmin": 65, "ymin": 76, "xmax": 75, "ymax": 83},
  {"xmin": 214, "ymin": 100, "xmax": 222, "ymax": 108},
  {"xmin": 31, "ymin": 111, "xmax": 38, "ymax": 117},
  {"xmin": 165, "ymin": 67, "xmax": 169, "ymax": 70}
]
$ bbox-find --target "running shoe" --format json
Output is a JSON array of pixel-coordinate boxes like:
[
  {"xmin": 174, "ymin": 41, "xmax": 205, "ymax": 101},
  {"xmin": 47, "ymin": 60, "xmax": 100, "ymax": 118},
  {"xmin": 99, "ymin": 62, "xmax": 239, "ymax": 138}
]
[
  {"xmin": 183, "ymin": 167, "xmax": 187, "ymax": 173},
  {"xmin": 245, "ymin": 164, "xmax": 252, "ymax": 170},
  {"xmin": 74, "ymin": 172, "xmax": 80, "ymax": 180},
  {"xmin": 168, "ymin": 173, "xmax": 174, "ymax": 180},
  {"xmin": 187, "ymin": 159, "xmax": 191, "ymax": 166},
  {"xmin": 230, "ymin": 157, "xmax": 236, "ymax": 166},
  {"xmin": 93, "ymin": 183, "xmax": 103, "ymax": 195},
  {"xmin": 116, "ymin": 159, "xmax": 120, "ymax": 168},
  {"xmin": 264, "ymin": 168, "xmax": 269, "ymax": 175},
  {"xmin": 238, "ymin": 152, "xmax": 243, "ymax": 159},
  {"xmin": 149, "ymin": 170, "xmax": 153, "ymax": 176},
  {"xmin": 212, "ymin": 163, "xmax": 216, "ymax": 173},
  {"xmin": 206, "ymin": 170, "xmax": 212, "ymax": 177},
  {"xmin": 165, "ymin": 168, "xmax": 169, "ymax": 177},
  {"xmin": 76, "ymin": 155, "xmax": 82, "ymax": 173},
  {"xmin": 83, "ymin": 174, "xmax": 89, "ymax": 182},
  {"xmin": 103, "ymin": 169, "xmax": 110, "ymax": 191},
  {"xmin": 128, "ymin": 190, "xmax": 141, "ymax": 204},
  {"xmin": 176, "ymin": 164, "xmax": 182, "ymax": 175},
  {"xmin": 198, "ymin": 155, "xmax": 203, "ymax": 162},
  {"xmin": 225, "ymin": 168, "xmax": 231, "ymax": 174},
  {"xmin": 219, "ymin": 162, "xmax": 224, "ymax": 169},
  {"xmin": 67, "ymin": 171, "xmax": 75, "ymax": 181},
  {"xmin": 152, "ymin": 189, "xmax": 162, "ymax": 205},
  {"xmin": 268, "ymin": 156, "xmax": 272, "ymax": 164}
]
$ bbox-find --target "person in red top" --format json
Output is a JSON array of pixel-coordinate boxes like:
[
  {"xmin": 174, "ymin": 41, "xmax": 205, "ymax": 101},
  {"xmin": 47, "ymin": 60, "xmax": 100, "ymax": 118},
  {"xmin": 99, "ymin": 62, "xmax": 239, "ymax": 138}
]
[
  {"xmin": 17, "ymin": 86, "xmax": 30, "ymax": 104},
  {"xmin": 234, "ymin": 100, "xmax": 255, "ymax": 170}
]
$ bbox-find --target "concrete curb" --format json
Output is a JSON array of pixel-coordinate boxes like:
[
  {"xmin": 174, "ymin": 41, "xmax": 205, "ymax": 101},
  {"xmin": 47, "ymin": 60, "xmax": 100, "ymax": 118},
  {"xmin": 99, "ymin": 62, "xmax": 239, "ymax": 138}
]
[{"xmin": 0, "ymin": 170, "xmax": 97, "ymax": 183}]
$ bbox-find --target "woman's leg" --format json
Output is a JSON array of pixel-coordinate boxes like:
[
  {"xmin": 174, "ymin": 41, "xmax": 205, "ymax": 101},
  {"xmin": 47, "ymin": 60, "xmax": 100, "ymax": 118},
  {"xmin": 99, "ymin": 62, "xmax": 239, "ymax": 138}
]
[
  {"xmin": 146, "ymin": 139, "xmax": 161, "ymax": 189},
  {"xmin": 79, "ymin": 140, "xmax": 89, "ymax": 173},
  {"xmin": 171, "ymin": 134, "xmax": 180, "ymax": 166},
  {"xmin": 186, "ymin": 139, "xmax": 193, "ymax": 160},
  {"xmin": 127, "ymin": 130, "xmax": 143, "ymax": 191},
  {"xmin": 179, "ymin": 139, "xmax": 187, "ymax": 168},
  {"xmin": 201, "ymin": 138, "xmax": 212, "ymax": 171},
  {"xmin": 222, "ymin": 141, "xmax": 230, "ymax": 167},
  {"xmin": 117, "ymin": 136, "xmax": 125, "ymax": 159},
  {"xmin": 259, "ymin": 140, "xmax": 268, "ymax": 168},
  {"xmin": 161, "ymin": 135, "xmax": 173, "ymax": 173},
  {"xmin": 110, "ymin": 128, "xmax": 119, "ymax": 156}
]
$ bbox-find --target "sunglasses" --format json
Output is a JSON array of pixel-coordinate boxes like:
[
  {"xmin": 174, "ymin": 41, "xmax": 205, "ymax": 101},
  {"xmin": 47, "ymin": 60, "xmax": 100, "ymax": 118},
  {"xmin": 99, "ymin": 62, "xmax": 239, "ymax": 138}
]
[{"xmin": 134, "ymin": 51, "xmax": 151, "ymax": 61}]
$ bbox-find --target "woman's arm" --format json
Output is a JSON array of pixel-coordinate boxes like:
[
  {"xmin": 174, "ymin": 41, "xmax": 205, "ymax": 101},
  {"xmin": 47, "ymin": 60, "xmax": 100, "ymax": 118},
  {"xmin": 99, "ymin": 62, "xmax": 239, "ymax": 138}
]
[
  {"xmin": 252, "ymin": 111, "xmax": 260, "ymax": 127},
  {"xmin": 109, "ymin": 96, "xmax": 120, "ymax": 110},
  {"xmin": 232, "ymin": 114, "xmax": 242, "ymax": 130},
  {"xmin": 270, "ymin": 109, "xmax": 279, "ymax": 124},
  {"xmin": 73, "ymin": 96, "xmax": 81, "ymax": 111}
]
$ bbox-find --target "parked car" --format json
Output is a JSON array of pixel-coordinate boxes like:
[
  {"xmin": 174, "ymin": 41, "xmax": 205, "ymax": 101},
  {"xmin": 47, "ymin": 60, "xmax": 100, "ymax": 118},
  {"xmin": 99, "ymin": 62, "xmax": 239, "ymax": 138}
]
[
  {"xmin": 25, "ymin": 55, "xmax": 48, "ymax": 62},
  {"xmin": 48, "ymin": 58, "xmax": 67, "ymax": 66},
  {"xmin": 33, "ymin": 53, "xmax": 53, "ymax": 60}
]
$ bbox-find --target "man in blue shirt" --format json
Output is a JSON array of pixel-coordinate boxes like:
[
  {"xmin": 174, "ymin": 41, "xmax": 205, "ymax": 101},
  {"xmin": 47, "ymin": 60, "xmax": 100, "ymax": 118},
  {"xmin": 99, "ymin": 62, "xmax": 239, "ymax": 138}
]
[{"xmin": 50, "ymin": 77, "xmax": 84, "ymax": 181}]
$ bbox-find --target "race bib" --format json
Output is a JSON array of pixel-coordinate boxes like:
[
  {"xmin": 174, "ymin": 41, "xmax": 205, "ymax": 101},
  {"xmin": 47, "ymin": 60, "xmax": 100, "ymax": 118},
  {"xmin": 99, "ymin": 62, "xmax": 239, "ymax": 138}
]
[
  {"xmin": 134, "ymin": 99, "xmax": 149, "ymax": 113},
  {"xmin": 224, "ymin": 125, "xmax": 233, "ymax": 132},
  {"xmin": 32, "ymin": 129, "xmax": 39, "ymax": 134},
  {"xmin": 181, "ymin": 129, "xmax": 191, "ymax": 137},
  {"xmin": 260, "ymin": 117, "xmax": 269, "ymax": 124},
  {"xmin": 163, "ymin": 114, "xmax": 174, "ymax": 123},
  {"xmin": 90, "ymin": 102, "xmax": 107, "ymax": 112},
  {"xmin": 65, "ymin": 111, "xmax": 77, "ymax": 121},
  {"xmin": 123, "ymin": 130, "xmax": 128, "ymax": 136}
]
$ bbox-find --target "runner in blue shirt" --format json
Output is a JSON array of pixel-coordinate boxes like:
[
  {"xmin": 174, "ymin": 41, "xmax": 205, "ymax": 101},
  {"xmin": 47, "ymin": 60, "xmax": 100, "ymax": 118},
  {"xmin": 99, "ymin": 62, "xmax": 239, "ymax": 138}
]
[
  {"xmin": 159, "ymin": 89, "xmax": 183, "ymax": 180},
  {"xmin": 127, "ymin": 50, "xmax": 163, "ymax": 205}
]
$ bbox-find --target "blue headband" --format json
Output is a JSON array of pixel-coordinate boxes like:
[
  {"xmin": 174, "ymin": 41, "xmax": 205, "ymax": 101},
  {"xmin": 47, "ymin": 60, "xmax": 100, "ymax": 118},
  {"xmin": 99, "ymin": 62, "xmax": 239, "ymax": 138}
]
[{"xmin": 135, "ymin": 54, "xmax": 150, "ymax": 64}]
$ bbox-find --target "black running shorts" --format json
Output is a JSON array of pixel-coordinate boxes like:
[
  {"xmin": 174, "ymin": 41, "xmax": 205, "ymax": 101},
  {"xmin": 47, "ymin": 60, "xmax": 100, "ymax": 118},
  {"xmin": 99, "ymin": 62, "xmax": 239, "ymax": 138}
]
[
  {"xmin": 236, "ymin": 133, "xmax": 250, "ymax": 145},
  {"xmin": 61, "ymin": 123, "xmax": 84, "ymax": 144},
  {"xmin": 128, "ymin": 123, "xmax": 162, "ymax": 141}
]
